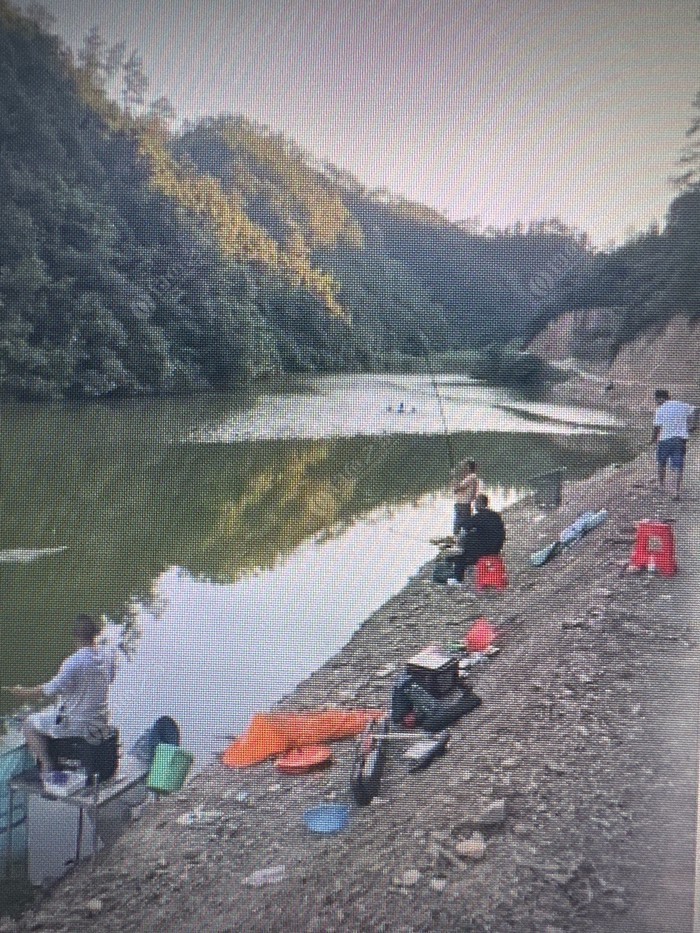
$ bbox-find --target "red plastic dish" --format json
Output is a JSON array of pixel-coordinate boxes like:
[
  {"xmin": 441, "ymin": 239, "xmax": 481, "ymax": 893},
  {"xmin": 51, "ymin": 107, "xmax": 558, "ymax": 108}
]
[{"xmin": 275, "ymin": 744, "xmax": 333, "ymax": 774}]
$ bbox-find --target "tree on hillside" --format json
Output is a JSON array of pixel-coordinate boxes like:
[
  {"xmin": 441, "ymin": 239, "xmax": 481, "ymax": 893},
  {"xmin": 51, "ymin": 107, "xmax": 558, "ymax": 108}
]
[
  {"xmin": 676, "ymin": 89, "xmax": 700, "ymax": 190},
  {"xmin": 651, "ymin": 186, "xmax": 700, "ymax": 318},
  {"xmin": 147, "ymin": 95, "xmax": 176, "ymax": 125},
  {"xmin": 121, "ymin": 50, "xmax": 148, "ymax": 114},
  {"xmin": 77, "ymin": 26, "xmax": 127, "ymax": 92},
  {"xmin": 77, "ymin": 25, "xmax": 105, "ymax": 77}
]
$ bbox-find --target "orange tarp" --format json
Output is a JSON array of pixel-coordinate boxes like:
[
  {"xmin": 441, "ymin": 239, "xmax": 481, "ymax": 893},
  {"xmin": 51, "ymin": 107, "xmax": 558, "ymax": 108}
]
[{"xmin": 221, "ymin": 709, "xmax": 385, "ymax": 768}]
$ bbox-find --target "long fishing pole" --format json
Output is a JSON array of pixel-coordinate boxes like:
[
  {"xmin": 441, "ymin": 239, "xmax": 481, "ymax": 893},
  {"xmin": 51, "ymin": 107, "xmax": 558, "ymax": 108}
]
[{"xmin": 418, "ymin": 330, "xmax": 456, "ymax": 475}]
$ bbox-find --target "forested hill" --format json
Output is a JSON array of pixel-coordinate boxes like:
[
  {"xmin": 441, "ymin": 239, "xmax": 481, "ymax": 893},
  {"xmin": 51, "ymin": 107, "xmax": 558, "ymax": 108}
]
[
  {"xmin": 0, "ymin": 2, "xmax": 589, "ymax": 400},
  {"xmin": 174, "ymin": 117, "xmax": 590, "ymax": 355}
]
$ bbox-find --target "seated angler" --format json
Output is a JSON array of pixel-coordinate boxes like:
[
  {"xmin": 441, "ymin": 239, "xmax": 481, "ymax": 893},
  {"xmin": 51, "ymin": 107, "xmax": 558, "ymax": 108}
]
[
  {"xmin": 448, "ymin": 493, "xmax": 505, "ymax": 582},
  {"xmin": 6, "ymin": 614, "xmax": 117, "ymax": 773}
]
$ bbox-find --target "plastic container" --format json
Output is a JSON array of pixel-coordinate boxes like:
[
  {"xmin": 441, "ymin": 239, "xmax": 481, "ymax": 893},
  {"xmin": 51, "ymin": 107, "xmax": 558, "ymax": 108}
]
[
  {"xmin": 465, "ymin": 618, "xmax": 498, "ymax": 653},
  {"xmin": 130, "ymin": 716, "xmax": 180, "ymax": 767},
  {"xmin": 303, "ymin": 803, "xmax": 350, "ymax": 834},
  {"xmin": 406, "ymin": 649, "xmax": 459, "ymax": 698},
  {"xmin": 42, "ymin": 769, "xmax": 87, "ymax": 797},
  {"xmin": 146, "ymin": 743, "xmax": 194, "ymax": 793},
  {"xmin": 276, "ymin": 745, "xmax": 333, "ymax": 774}
]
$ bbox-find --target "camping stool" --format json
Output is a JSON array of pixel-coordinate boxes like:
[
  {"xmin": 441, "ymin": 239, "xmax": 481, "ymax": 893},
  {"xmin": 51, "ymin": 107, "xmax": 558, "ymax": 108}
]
[
  {"xmin": 629, "ymin": 520, "xmax": 677, "ymax": 576},
  {"xmin": 475, "ymin": 556, "xmax": 508, "ymax": 592}
]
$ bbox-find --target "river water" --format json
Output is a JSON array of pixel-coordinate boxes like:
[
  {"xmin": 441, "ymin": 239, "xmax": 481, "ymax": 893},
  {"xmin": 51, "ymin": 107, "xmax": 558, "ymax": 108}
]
[{"xmin": 0, "ymin": 373, "xmax": 630, "ymax": 766}]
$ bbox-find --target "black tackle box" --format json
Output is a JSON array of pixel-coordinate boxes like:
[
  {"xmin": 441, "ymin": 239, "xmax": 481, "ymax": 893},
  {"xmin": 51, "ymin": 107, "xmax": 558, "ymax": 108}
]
[{"xmin": 405, "ymin": 649, "xmax": 459, "ymax": 699}]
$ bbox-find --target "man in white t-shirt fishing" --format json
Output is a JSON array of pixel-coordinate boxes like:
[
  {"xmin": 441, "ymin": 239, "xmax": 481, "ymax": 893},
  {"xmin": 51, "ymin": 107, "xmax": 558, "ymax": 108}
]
[
  {"xmin": 651, "ymin": 388, "xmax": 698, "ymax": 501},
  {"xmin": 5, "ymin": 614, "xmax": 117, "ymax": 773}
]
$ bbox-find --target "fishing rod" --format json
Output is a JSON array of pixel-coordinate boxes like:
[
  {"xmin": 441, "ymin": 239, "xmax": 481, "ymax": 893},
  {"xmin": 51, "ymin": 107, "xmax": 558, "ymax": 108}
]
[{"xmin": 418, "ymin": 329, "xmax": 456, "ymax": 475}]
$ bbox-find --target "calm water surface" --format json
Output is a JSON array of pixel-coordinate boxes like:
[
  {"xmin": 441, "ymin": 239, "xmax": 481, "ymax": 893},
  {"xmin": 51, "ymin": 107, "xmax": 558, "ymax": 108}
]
[{"xmin": 1, "ymin": 374, "xmax": 631, "ymax": 764}]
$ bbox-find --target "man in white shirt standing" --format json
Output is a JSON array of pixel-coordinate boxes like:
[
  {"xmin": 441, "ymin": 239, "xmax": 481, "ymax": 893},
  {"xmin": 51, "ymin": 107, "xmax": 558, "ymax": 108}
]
[
  {"xmin": 651, "ymin": 388, "xmax": 698, "ymax": 501},
  {"xmin": 5, "ymin": 614, "xmax": 117, "ymax": 773}
]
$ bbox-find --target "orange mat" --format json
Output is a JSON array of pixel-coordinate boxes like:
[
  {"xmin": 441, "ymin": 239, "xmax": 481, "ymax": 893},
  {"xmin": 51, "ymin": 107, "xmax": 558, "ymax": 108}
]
[{"xmin": 222, "ymin": 709, "xmax": 384, "ymax": 768}]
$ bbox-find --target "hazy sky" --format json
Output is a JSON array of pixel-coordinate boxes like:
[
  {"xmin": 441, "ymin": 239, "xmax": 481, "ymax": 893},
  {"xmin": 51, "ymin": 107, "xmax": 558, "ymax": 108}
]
[{"xmin": 32, "ymin": 0, "xmax": 700, "ymax": 245}]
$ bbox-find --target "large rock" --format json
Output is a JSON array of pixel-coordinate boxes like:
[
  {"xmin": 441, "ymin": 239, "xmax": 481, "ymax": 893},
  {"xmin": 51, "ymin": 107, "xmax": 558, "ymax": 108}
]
[
  {"xmin": 476, "ymin": 799, "xmax": 507, "ymax": 827},
  {"xmin": 456, "ymin": 832, "xmax": 486, "ymax": 860}
]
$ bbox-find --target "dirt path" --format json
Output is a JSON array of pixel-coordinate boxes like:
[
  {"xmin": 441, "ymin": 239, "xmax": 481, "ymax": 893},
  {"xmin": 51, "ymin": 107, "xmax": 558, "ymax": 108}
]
[{"xmin": 3, "ymin": 416, "xmax": 700, "ymax": 933}]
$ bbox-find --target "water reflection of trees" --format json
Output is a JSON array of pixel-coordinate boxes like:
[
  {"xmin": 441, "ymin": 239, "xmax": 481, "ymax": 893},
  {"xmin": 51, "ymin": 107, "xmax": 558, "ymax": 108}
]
[
  {"xmin": 0, "ymin": 399, "xmax": 635, "ymax": 704},
  {"xmin": 201, "ymin": 443, "xmax": 357, "ymax": 580},
  {"xmin": 183, "ymin": 429, "xmax": 633, "ymax": 582}
]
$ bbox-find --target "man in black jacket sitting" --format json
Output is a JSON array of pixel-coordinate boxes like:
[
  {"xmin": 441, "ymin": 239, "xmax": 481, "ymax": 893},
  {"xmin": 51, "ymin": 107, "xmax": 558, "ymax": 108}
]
[{"xmin": 448, "ymin": 493, "xmax": 505, "ymax": 582}]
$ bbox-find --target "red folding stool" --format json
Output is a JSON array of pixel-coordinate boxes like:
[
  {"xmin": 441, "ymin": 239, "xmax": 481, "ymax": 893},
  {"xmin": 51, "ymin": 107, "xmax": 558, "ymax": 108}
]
[
  {"xmin": 475, "ymin": 555, "xmax": 508, "ymax": 591},
  {"xmin": 629, "ymin": 520, "xmax": 677, "ymax": 576}
]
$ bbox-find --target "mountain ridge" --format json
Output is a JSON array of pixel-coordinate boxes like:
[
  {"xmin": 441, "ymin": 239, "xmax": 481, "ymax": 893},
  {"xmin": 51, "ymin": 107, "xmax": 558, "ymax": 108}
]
[{"xmin": 3, "ymin": 1, "xmax": 696, "ymax": 400}]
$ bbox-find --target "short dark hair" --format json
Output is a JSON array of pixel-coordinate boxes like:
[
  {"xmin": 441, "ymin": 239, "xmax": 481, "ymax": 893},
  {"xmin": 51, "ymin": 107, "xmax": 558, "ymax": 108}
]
[
  {"xmin": 474, "ymin": 492, "xmax": 489, "ymax": 509},
  {"xmin": 654, "ymin": 388, "xmax": 670, "ymax": 403},
  {"xmin": 468, "ymin": 459, "xmax": 477, "ymax": 472},
  {"xmin": 73, "ymin": 614, "xmax": 100, "ymax": 644}
]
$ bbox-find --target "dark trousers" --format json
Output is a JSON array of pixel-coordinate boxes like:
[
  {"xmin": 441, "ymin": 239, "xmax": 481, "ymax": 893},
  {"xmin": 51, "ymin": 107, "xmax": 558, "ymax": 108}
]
[{"xmin": 453, "ymin": 503, "xmax": 472, "ymax": 535}]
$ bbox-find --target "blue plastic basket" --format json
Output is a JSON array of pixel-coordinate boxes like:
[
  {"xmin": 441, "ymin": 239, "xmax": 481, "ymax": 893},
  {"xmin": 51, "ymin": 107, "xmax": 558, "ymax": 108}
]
[{"xmin": 303, "ymin": 803, "xmax": 350, "ymax": 834}]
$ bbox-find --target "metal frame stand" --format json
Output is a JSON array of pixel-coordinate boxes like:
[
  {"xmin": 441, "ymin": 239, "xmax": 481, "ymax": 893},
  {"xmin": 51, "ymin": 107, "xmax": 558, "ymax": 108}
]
[{"xmin": 5, "ymin": 759, "xmax": 148, "ymax": 877}]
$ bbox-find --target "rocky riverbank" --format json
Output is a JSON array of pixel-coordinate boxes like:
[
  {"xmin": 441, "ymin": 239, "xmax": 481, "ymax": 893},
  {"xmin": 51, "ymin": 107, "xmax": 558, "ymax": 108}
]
[{"xmin": 4, "ymin": 386, "xmax": 700, "ymax": 933}]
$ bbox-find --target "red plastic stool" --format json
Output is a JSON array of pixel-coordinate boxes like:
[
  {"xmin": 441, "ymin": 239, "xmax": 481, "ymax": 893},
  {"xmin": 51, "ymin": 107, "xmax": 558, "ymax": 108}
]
[
  {"xmin": 475, "ymin": 555, "xmax": 508, "ymax": 591},
  {"xmin": 629, "ymin": 520, "xmax": 677, "ymax": 576}
]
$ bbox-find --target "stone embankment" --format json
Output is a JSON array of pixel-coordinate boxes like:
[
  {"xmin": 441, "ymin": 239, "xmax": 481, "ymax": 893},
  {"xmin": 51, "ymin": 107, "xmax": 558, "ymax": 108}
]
[{"xmin": 4, "ymin": 382, "xmax": 700, "ymax": 933}]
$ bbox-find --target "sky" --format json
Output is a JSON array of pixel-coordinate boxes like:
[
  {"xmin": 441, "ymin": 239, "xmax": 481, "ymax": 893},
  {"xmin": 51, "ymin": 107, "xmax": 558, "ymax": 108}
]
[{"xmin": 28, "ymin": 0, "xmax": 700, "ymax": 246}]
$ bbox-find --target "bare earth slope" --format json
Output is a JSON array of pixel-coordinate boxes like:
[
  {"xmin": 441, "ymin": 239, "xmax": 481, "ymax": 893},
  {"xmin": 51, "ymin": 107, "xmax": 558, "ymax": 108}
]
[
  {"xmin": 529, "ymin": 312, "xmax": 700, "ymax": 400},
  {"xmin": 5, "ymin": 403, "xmax": 700, "ymax": 932}
]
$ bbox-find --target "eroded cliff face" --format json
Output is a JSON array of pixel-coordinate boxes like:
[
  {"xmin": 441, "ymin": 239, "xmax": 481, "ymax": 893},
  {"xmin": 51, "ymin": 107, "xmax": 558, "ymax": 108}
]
[
  {"xmin": 530, "ymin": 311, "xmax": 700, "ymax": 401},
  {"xmin": 528, "ymin": 308, "xmax": 621, "ymax": 364},
  {"xmin": 608, "ymin": 316, "xmax": 700, "ymax": 398}
]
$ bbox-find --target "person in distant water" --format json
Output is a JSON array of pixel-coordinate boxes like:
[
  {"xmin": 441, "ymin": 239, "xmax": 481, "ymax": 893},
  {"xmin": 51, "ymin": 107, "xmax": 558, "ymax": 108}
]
[
  {"xmin": 453, "ymin": 459, "xmax": 479, "ymax": 535},
  {"xmin": 651, "ymin": 388, "xmax": 698, "ymax": 501},
  {"xmin": 397, "ymin": 401, "xmax": 405, "ymax": 413},
  {"xmin": 448, "ymin": 493, "xmax": 505, "ymax": 582},
  {"xmin": 6, "ymin": 614, "xmax": 117, "ymax": 772}
]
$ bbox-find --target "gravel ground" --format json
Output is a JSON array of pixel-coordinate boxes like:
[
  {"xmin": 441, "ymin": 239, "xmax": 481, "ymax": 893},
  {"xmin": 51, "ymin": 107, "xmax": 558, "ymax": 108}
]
[{"xmin": 4, "ymin": 400, "xmax": 700, "ymax": 933}]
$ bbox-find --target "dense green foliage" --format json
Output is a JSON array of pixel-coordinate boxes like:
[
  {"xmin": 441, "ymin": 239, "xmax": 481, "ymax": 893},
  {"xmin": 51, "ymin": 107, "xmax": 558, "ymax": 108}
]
[
  {"xmin": 339, "ymin": 194, "xmax": 591, "ymax": 348},
  {"xmin": 443, "ymin": 344, "xmax": 563, "ymax": 386},
  {"xmin": 0, "ymin": 2, "xmax": 595, "ymax": 399},
  {"xmin": 0, "ymin": 4, "xmax": 264, "ymax": 397}
]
